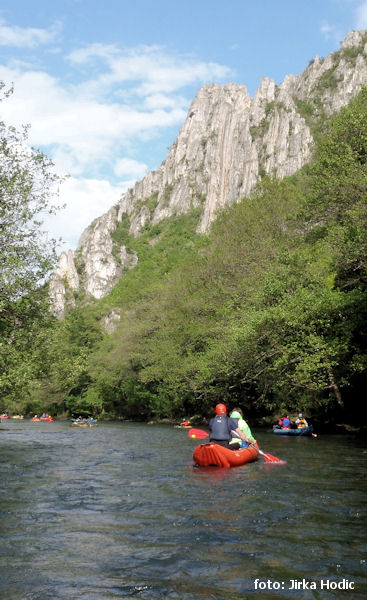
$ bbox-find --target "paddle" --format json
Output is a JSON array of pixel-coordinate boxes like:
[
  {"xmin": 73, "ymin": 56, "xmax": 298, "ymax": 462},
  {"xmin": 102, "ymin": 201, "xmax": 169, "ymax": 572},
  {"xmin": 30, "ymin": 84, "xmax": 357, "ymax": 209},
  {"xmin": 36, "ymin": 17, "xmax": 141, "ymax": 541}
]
[
  {"xmin": 188, "ymin": 428, "xmax": 210, "ymax": 439},
  {"xmin": 188, "ymin": 428, "xmax": 285, "ymax": 464},
  {"xmin": 253, "ymin": 446, "xmax": 286, "ymax": 465}
]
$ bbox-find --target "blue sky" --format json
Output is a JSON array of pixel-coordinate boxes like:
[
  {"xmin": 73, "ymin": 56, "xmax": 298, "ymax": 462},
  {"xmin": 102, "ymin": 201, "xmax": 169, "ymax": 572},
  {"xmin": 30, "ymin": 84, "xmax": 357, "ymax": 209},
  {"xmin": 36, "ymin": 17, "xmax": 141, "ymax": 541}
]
[{"xmin": 0, "ymin": 0, "xmax": 366, "ymax": 250}]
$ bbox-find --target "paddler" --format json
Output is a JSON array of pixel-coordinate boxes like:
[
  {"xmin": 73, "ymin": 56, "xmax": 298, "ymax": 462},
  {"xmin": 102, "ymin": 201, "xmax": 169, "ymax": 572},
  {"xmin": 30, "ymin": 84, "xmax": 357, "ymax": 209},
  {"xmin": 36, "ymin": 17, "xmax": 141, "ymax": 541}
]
[
  {"xmin": 209, "ymin": 403, "xmax": 251, "ymax": 450},
  {"xmin": 229, "ymin": 408, "xmax": 257, "ymax": 448},
  {"xmin": 280, "ymin": 415, "xmax": 292, "ymax": 429},
  {"xmin": 295, "ymin": 413, "xmax": 308, "ymax": 428}
]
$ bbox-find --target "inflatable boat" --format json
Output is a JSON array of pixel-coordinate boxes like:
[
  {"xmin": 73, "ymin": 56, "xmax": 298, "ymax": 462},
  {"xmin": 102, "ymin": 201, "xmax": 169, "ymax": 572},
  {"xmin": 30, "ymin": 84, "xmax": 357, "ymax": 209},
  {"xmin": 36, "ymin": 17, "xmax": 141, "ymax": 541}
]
[
  {"xmin": 71, "ymin": 418, "xmax": 97, "ymax": 427},
  {"xmin": 273, "ymin": 425, "xmax": 313, "ymax": 436},
  {"xmin": 193, "ymin": 443, "xmax": 259, "ymax": 468}
]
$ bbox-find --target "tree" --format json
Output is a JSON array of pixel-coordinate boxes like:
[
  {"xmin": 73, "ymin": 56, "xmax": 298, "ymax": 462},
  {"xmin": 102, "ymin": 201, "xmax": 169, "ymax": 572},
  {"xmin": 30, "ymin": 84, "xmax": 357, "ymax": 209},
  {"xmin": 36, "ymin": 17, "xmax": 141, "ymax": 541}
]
[{"xmin": 0, "ymin": 83, "xmax": 63, "ymax": 404}]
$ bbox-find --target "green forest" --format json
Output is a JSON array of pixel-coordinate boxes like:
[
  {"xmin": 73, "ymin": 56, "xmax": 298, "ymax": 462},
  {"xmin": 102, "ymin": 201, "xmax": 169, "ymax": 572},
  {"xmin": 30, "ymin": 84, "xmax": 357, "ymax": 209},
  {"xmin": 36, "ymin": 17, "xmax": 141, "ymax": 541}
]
[{"xmin": 1, "ymin": 86, "xmax": 366, "ymax": 429}]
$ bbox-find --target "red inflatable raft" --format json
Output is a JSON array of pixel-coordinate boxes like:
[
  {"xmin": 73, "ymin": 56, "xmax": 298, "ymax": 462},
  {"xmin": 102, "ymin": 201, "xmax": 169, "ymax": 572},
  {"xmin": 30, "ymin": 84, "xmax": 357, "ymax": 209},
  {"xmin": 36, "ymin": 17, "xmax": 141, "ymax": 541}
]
[{"xmin": 193, "ymin": 443, "xmax": 259, "ymax": 468}]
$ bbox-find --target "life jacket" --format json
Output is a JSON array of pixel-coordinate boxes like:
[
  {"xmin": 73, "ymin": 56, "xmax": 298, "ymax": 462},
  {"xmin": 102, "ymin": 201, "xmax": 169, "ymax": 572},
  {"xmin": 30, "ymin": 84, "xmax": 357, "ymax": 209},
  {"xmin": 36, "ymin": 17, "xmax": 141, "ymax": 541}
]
[
  {"xmin": 210, "ymin": 415, "xmax": 230, "ymax": 441},
  {"xmin": 297, "ymin": 419, "xmax": 307, "ymax": 428},
  {"xmin": 282, "ymin": 418, "xmax": 291, "ymax": 428}
]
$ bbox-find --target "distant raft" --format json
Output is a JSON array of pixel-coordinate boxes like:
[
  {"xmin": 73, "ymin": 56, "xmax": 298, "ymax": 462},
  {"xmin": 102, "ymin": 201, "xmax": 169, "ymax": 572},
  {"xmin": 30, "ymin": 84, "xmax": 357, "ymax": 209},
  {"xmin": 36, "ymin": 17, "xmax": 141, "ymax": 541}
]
[
  {"xmin": 71, "ymin": 418, "xmax": 97, "ymax": 427},
  {"xmin": 273, "ymin": 425, "xmax": 313, "ymax": 436},
  {"xmin": 193, "ymin": 443, "xmax": 259, "ymax": 468},
  {"xmin": 174, "ymin": 420, "xmax": 192, "ymax": 428}
]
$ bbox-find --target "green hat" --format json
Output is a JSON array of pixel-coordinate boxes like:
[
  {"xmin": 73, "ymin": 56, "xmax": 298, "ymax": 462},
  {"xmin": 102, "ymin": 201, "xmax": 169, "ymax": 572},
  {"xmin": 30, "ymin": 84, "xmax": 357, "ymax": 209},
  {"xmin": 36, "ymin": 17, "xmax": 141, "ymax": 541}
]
[{"xmin": 230, "ymin": 410, "xmax": 242, "ymax": 419}]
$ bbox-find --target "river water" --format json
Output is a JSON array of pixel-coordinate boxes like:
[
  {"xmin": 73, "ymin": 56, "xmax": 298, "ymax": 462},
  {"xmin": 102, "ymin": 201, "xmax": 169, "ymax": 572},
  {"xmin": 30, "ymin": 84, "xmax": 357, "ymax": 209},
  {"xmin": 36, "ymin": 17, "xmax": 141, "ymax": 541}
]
[{"xmin": 0, "ymin": 420, "xmax": 366, "ymax": 600}]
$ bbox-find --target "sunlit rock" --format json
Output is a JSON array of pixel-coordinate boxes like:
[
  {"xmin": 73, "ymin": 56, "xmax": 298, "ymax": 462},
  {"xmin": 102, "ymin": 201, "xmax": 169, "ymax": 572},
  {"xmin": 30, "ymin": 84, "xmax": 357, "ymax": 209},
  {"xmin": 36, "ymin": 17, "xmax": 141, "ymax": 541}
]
[{"xmin": 49, "ymin": 30, "xmax": 367, "ymax": 318}]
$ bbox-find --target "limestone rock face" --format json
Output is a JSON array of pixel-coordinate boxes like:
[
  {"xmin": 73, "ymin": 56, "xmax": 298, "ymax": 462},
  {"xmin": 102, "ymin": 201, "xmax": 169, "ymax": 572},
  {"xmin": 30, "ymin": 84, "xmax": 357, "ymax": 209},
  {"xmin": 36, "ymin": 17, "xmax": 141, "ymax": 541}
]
[
  {"xmin": 101, "ymin": 309, "xmax": 121, "ymax": 334},
  {"xmin": 49, "ymin": 30, "xmax": 367, "ymax": 317},
  {"xmin": 49, "ymin": 206, "xmax": 138, "ymax": 317},
  {"xmin": 77, "ymin": 206, "xmax": 120, "ymax": 300},
  {"xmin": 49, "ymin": 250, "xmax": 79, "ymax": 319}
]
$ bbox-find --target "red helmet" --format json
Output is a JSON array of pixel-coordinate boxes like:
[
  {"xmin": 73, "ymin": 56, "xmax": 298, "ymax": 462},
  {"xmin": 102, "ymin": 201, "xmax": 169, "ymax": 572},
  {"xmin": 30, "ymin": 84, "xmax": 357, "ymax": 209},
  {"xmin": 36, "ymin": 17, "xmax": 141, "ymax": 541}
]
[{"xmin": 215, "ymin": 403, "xmax": 227, "ymax": 415}]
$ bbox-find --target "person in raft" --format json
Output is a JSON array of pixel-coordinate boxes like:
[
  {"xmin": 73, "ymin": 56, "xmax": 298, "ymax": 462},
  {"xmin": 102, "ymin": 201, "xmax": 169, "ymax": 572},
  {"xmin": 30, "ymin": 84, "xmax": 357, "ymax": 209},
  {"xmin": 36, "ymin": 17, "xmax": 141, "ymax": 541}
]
[
  {"xmin": 229, "ymin": 408, "xmax": 257, "ymax": 448},
  {"xmin": 295, "ymin": 413, "xmax": 308, "ymax": 428},
  {"xmin": 209, "ymin": 403, "xmax": 252, "ymax": 450},
  {"xmin": 278, "ymin": 415, "xmax": 293, "ymax": 429}
]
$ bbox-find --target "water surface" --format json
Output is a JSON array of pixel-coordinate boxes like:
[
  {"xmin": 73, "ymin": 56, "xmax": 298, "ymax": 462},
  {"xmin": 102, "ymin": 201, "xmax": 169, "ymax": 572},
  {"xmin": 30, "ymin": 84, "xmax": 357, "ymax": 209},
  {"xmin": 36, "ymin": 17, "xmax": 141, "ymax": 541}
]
[{"xmin": 0, "ymin": 420, "xmax": 366, "ymax": 599}]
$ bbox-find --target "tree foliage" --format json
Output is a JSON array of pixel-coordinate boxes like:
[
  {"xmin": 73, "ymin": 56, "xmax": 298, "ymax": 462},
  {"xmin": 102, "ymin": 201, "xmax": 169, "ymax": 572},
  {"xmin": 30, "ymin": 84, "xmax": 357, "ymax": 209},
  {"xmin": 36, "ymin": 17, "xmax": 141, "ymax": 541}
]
[{"xmin": 0, "ymin": 83, "xmax": 62, "ymax": 405}]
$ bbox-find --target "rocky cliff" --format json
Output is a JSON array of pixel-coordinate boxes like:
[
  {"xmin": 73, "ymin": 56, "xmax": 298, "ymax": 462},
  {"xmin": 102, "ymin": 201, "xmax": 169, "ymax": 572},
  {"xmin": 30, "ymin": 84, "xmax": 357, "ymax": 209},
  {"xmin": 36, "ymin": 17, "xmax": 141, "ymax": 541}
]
[{"xmin": 49, "ymin": 30, "xmax": 367, "ymax": 318}]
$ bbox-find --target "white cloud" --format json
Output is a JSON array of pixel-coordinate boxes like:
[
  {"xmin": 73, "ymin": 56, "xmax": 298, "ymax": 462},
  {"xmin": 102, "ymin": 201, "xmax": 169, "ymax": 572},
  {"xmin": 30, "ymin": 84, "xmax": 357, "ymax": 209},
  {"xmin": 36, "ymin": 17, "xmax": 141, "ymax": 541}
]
[
  {"xmin": 0, "ymin": 28, "xmax": 233, "ymax": 249},
  {"xmin": 320, "ymin": 23, "xmax": 336, "ymax": 38},
  {"xmin": 113, "ymin": 157, "xmax": 148, "ymax": 178},
  {"xmin": 320, "ymin": 21, "xmax": 345, "ymax": 42},
  {"xmin": 0, "ymin": 19, "xmax": 61, "ymax": 47},
  {"xmin": 144, "ymin": 93, "xmax": 188, "ymax": 110},
  {"xmin": 68, "ymin": 43, "xmax": 233, "ymax": 96},
  {"xmin": 322, "ymin": 2, "xmax": 367, "ymax": 41},
  {"xmin": 43, "ymin": 176, "xmax": 125, "ymax": 250},
  {"xmin": 0, "ymin": 64, "xmax": 187, "ymax": 176},
  {"xmin": 356, "ymin": 1, "xmax": 367, "ymax": 27},
  {"xmin": 0, "ymin": 42, "xmax": 232, "ymax": 181},
  {"xmin": 68, "ymin": 42, "xmax": 119, "ymax": 65}
]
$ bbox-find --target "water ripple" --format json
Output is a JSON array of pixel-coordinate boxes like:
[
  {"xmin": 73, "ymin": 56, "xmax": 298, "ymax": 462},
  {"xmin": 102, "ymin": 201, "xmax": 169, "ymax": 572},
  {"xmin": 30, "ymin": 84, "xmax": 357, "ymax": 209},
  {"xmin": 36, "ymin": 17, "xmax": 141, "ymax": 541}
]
[{"xmin": 0, "ymin": 421, "xmax": 366, "ymax": 599}]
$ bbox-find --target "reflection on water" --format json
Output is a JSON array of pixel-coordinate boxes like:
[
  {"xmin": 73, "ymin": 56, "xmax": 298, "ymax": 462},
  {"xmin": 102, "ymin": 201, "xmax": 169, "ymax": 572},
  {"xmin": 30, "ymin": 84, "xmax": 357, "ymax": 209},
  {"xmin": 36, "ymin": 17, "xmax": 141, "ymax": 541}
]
[{"xmin": 0, "ymin": 421, "xmax": 366, "ymax": 599}]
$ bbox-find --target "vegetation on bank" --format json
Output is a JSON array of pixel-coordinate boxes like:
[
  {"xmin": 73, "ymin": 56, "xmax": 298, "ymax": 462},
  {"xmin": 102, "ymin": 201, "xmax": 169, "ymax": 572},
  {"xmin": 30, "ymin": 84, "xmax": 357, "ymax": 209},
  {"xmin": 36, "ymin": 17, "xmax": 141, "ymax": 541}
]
[
  {"xmin": 0, "ymin": 83, "xmax": 62, "ymax": 411},
  {"xmin": 1, "ymin": 87, "xmax": 366, "ymax": 427}
]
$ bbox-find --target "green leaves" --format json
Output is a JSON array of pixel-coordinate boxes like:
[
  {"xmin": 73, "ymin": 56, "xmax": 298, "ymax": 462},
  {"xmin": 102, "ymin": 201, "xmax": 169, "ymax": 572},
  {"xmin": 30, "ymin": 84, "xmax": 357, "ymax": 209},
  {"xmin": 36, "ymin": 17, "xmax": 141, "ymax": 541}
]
[
  {"xmin": 306, "ymin": 87, "xmax": 367, "ymax": 223},
  {"xmin": 0, "ymin": 85, "xmax": 63, "ymax": 405}
]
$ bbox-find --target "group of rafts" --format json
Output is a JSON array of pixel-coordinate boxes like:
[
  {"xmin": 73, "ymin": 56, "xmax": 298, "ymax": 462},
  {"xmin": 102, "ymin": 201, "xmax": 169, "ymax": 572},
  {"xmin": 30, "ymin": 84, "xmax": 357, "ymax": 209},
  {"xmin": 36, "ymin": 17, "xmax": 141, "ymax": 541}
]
[
  {"xmin": 0, "ymin": 414, "xmax": 98, "ymax": 426},
  {"xmin": 184, "ymin": 410, "xmax": 313, "ymax": 468},
  {"xmin": 31, "ymin": 414, "xmax": 54, "ymax": 422},
  {"xmin": 0, "ymin": 413, "xmax": 53, "ymax": 421}
]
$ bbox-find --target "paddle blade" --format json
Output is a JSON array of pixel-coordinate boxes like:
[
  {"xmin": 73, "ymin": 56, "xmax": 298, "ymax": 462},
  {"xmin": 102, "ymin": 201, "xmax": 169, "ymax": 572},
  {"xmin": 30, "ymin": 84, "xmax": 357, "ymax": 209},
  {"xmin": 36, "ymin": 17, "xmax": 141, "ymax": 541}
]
[
  {"xmin": 188, "ymin": 428, "xmax": 209, "ymax": 439},
  {"xmin": 260, "ymin": 450, "xmax": 286, "ymax": 464}
]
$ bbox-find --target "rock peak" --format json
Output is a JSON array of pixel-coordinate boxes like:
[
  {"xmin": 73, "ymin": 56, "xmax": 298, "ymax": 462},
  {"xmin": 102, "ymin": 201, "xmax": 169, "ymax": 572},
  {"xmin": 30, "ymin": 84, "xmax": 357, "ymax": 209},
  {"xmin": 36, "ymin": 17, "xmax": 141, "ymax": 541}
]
[{"xmin": 49, "ymin": 30, "xmax": 367, "ymax": 317}]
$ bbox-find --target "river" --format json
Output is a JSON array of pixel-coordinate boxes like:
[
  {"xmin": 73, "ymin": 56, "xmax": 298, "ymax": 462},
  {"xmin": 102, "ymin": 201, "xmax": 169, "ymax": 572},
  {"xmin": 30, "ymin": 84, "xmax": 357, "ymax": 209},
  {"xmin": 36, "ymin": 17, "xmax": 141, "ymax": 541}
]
[{"xmin": 0, "ymin": 420, "xmax": 366, "ymax": 599}]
